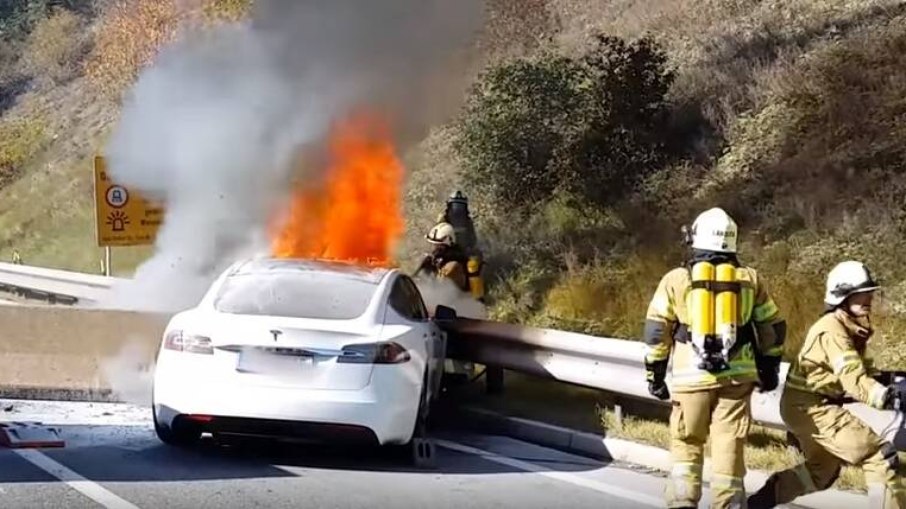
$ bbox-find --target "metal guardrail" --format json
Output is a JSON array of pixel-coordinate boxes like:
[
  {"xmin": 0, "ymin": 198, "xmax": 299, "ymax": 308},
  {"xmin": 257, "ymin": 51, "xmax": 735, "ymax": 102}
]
[
  {"xmin": 0, "ymin": 262, "xmax": 121, "ymax": 305},
  {"xmin": 0, "ymin": 263, "xmax": 900, "ymax": 440},
  {"xmin": 443, "ymin": 318, "xmax": 901, "ymax": 439}
]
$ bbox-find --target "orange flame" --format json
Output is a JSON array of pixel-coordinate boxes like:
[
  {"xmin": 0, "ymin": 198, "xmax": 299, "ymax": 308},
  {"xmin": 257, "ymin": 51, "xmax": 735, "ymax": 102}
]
[{"xmin": 271, "ymin": 114, "xmax": 404, "ymax": 267}]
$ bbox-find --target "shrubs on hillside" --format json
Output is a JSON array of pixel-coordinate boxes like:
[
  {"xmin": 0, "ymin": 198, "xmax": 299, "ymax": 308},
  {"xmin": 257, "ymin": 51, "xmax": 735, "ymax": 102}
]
[
  {"xmin": 85, "ymin": 0, "xmax": 181, "ymax": 97},
  {"xmin": 0, "ymin": 115, "xmax": 47, "ymax": 186},
  {"xmin": 21, "ymin": 9, "xmax": 91, "ymax": 86},
  {"xmin": 203, "ymin": 0, "xmax": 254, "ymax": 23},
  {"xmin": 85, "ymin": 0, "xmax": 254, "ymax": 97},
  {"xmin": 454, "ymin": 34, "xmax": 675, "ymax": 212},
  {"xmin": 716, "ymin": 16, "xmax": 906, "ymax": 231}
]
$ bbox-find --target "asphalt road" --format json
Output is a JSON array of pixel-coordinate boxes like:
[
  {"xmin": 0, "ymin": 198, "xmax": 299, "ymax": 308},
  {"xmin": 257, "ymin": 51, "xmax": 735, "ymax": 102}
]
[{"xmin": 0, "ymin": 401, "xmax": 681, "ymax": 509}]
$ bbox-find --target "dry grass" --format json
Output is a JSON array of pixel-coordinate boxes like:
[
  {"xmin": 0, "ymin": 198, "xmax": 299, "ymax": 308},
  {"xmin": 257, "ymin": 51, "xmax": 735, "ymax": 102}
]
[
  {"xmin": 21, "ymin": 9, "xmax": 91, "ymax": 87},
  {"xmin": 202, "ymin": 0, "xmax": 254, "ymax": 24},
  {"xmin": 540, "ymin": 254, "xmax": 674, "ymax": 338},
  {"xmin": 85, "ymin": 0, "xmax": 182, "ymax": 98},
  {"xmin": 85, "ymin": 0, "xmax": 252, "ymax": 98},
  {"xmin": 0, "ymin": 114, "xmax": 47, "ymax": 187},
  {"xmin": 550, "ymin": 0, "xmax": 905, "ymax": 133}
]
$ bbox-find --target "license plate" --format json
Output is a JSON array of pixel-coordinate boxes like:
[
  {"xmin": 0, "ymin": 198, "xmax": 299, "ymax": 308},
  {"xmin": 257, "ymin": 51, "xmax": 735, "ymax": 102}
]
[{"xmin": 236, "ymin": 349, "xmax": 312, "ymax": 374}]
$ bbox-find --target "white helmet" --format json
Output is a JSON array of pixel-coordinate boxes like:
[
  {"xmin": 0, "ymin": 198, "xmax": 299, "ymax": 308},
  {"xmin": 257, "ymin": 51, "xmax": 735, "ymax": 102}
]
[
  {"xmin": 690, "ymin": 207, "xmax": 738, "ymax": 253},
  {"xmin": 824, "ymin": 261, "xmax": 880, "ymax": 307},
  {"xmin": 426, "ymin": 222, "xmax": 456, "ymax": 246}
]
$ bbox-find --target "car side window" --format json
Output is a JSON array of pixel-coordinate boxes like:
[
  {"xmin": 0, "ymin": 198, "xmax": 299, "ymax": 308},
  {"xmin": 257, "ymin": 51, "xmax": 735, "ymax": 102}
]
[
  {"xmin": 388, "ymin": 276, "xmax": 428, "ymax": 322},
  {"xmin": 400, "ymin": 276, "xmax": 428, "ymax": 320},
  {"xmin": 389, "ymin": 278, "xmax": 417, "ymax": 321}
]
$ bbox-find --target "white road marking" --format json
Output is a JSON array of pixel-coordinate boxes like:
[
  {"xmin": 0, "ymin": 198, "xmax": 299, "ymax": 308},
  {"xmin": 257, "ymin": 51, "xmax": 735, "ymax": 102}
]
[
  {"xmin": 437, "ymin": 439, "xmax": 662, "ymax": 508},
  {"xmin": 14, "ymin": 449, "xmax": 141, "ymax": 509}
]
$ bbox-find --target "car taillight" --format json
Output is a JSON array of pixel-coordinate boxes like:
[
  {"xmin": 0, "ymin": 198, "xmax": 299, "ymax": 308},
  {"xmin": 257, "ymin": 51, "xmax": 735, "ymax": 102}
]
[
  {"xmin": 338, "ymin": 342, "xmax": 410, "ymax": 364},
  {"xmin": 164, "ymin": 330, "xmax": 214, "ymax": 355}
]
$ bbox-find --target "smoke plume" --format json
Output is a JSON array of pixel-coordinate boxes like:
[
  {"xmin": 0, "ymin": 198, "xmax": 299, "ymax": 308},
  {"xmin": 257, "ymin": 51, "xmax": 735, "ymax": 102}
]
[
  {"xmin": 415, "ymin": 277, "xmax": 488, "ymax": 320},
  {"xmin": 100, "ymin": 335, "xmax": 156, "ymax": 406},
  {"xmin": 99, "ymin": 0, "xmax": 484, "ymax": 312}
]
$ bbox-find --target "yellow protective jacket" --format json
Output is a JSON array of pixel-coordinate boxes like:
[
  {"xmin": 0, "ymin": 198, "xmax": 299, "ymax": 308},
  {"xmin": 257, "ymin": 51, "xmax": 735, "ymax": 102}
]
[
  {"xmin": 437, "ymin": 260, "xmax": 470, "ymax": 293},
  {"xmin": 784, "ymin": 310, "xmax": 889, "ymax": 409},
  {"xmin": 644, "ymin": 265, "xmax": 785, "ymax": 392}
]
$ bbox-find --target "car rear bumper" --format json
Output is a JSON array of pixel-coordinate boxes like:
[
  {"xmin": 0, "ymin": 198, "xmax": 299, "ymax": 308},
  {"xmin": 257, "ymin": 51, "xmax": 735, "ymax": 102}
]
[{"xmin": 152, "ymin": 366, "xmax": 422, "ymax": 445}]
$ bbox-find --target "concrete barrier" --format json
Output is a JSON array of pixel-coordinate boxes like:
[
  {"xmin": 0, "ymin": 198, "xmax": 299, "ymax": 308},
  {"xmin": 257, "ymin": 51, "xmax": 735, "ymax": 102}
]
[{"xmin": 0, "ymin": 305, "xmax": 168, "ymax": 401}]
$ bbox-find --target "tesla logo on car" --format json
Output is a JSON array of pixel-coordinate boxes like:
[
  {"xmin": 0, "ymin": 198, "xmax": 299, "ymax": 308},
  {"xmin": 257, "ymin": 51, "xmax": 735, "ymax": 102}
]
[{"xmin": 270, "ymin": 330, "xmax": 282, "ymax": 342}]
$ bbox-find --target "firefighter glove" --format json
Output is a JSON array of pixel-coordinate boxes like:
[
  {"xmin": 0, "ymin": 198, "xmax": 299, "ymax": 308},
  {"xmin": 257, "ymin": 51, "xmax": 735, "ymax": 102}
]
[
  {"xmin": 645, "ymin": 359, "xmax": 670, "ymax": 401},
  {"xmin": 755, "ymin": 354, "xmax": 781, "ymax": 393}
]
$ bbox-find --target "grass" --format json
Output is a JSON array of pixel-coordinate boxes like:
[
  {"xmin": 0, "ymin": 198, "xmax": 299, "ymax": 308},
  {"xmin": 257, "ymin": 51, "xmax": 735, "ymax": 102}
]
[
  {"xmin": 20, "ymin": 8, "xmax": 90, "ymax": 87},
  {"xmin": 0, "ymin": 145, "xmax": 153, "ymax": 274},
  {"xmin": 0, "ymin": 114, "xmax": 47, "ymax": 187},
  {"xmin": 85, "ymin": 0, "xmax": 182, "ymax": 98},
  {"xmin": 85, "ymin": 0, "xmax": 257, "ymax": 98}
]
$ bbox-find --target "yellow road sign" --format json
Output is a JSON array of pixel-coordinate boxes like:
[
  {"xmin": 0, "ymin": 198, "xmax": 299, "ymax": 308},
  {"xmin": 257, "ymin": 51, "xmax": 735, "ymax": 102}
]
[{"xmin": 93, "ymin": 156, "xmax": 164, "ymax": 247}]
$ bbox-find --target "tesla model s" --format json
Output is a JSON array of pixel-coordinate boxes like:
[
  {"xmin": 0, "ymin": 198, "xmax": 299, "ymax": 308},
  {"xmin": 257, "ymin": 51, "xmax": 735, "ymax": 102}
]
[{"xmin": 151, "ymin": 257, "xmax": 450, "ymax": 458}]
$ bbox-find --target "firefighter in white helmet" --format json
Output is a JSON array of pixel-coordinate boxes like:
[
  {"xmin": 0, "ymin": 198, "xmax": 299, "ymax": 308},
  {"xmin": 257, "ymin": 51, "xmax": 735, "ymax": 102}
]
[
  {"xmin": 747, "ymin": 261, "xmax": 906, "ymax": 508},
  {"xmin": 436, "ymin": 190, "xmax": 486, "ymax": 302},
  {"xmin": 643, "ymin": 207, "xmax": 787, "ymax": 509},
  {"xmin": 418, "ymin": 221, "xmax": 476, "ymax": 384},
  {"xmin": 417, "ymin": 222, "xmax": 470, "ymax": 293}
]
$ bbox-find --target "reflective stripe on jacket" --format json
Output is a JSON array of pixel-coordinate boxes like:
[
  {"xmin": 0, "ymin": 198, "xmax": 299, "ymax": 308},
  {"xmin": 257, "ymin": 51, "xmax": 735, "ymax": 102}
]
[{"xmin": 785, "ymin": 310, "xmax": 888, "ymax": 409}]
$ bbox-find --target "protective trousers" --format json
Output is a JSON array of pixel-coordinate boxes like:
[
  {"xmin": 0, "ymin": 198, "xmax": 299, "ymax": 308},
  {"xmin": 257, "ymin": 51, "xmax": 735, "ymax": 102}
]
[
  {"xmin": 667, "ymin": 383, "xmax": 754, "ymax": 508},
  {"xmin": 751, "ymin": 391, "xmax": 906, "ymax": 508}
]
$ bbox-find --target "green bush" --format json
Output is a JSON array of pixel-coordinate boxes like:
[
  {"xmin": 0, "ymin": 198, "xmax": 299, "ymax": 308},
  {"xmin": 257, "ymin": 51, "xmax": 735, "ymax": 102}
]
[
  {"xmin": 455, "ymin": 53, "xmax": 585, "ymax": 208},
  {"xmin": 455, "ymin": 33, "xmax": 674, "ymax": 211}
]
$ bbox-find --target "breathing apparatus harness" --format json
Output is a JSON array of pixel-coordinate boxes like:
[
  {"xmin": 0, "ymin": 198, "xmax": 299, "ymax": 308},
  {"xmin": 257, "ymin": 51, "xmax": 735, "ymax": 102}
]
[{"xmin": 677, "ymin": 225, "xmax": 752, "ymax": 373}]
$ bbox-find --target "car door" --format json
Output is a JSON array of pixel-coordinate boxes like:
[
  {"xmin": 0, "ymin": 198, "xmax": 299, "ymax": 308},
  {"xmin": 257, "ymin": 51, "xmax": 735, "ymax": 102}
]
[{"xmin": 388, "ymin": 276, "xmax": 445, "ymax": 401}]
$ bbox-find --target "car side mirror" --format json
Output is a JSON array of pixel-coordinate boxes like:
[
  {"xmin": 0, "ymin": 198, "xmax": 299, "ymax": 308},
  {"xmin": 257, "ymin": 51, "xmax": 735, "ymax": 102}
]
[{"xmin": 434, "ymin": 305, "xmax": 457, "ymax": 321}]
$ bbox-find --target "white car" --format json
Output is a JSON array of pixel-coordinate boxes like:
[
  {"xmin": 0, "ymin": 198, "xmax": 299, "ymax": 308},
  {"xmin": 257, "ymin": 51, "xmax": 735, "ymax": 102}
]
[{"xmin": 151, "ymin": 257, "xmax": 453, "ymax": 460}]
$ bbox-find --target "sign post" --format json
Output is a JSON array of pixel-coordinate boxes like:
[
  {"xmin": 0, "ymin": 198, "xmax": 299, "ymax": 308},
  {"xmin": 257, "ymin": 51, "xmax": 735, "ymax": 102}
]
[{"xmin": 93, "ymin": 156, "xmax": 164, "ymax": 275}]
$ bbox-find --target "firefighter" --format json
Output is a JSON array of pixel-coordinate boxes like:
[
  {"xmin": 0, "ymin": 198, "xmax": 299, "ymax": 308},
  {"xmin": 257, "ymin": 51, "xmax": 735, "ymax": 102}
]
[
  {"xmin": 644, "ymin": 207, "xmax": 787, "ymax": 509},
  {"xmin": 417, "ymin": 221, "xmax": 477, "ymax": 385},
  {"xmin": 417, "ymin": 222, "xmax": 470, "ymax": 293},
  {"xmin": 436, "ymin": 191, "xmax": 486, "ymax": 302},
  {"xmin": 437, "ymin": 191, "xmax": 478, "ymax": 255},
  {"xmin": 747, "ymin": 261, "xmax": 906, "ymax": 509}
]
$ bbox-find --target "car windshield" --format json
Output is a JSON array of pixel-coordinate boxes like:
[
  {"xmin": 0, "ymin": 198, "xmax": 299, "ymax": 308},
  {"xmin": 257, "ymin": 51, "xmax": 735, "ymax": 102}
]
[{"xmin": 213, "ymin": 262, "xmax": 382, "ymax": 320}]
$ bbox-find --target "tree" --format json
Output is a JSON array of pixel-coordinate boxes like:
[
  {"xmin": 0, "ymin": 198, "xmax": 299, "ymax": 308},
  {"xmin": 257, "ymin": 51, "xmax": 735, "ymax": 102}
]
[{"xmin": 455, "ymin": 33, "xmax": 675, "ymax": 210}]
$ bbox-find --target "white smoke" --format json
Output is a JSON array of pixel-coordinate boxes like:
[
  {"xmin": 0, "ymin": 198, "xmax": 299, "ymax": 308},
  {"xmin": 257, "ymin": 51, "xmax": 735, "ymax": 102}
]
[
  {"xmin": 415, "ymin": 276, "xmax": 488, "ymax": 320},
  {"xmin": 100, "ymin": 335, "xmax": 156, "ymax": 405},
  {"xmin": 98, "ymin": 0, "xmax": 485, "ymax": 313}
]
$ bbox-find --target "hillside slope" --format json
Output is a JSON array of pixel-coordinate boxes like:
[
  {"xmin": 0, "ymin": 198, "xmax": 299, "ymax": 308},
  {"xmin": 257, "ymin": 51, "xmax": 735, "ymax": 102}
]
[
  {"xmin": 2, "ymin": 0, "xmax": 906, "ymax": 366},
  {"xmin": 403, "ymin": 0, "xmax": 906, "ymax": 367}
]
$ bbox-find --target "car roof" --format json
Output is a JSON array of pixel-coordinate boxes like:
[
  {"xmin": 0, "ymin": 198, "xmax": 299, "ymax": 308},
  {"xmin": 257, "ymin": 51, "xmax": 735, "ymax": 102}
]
[{"xmin": 226, "ymin": 257, "xmax": 395, "ymax": 285}]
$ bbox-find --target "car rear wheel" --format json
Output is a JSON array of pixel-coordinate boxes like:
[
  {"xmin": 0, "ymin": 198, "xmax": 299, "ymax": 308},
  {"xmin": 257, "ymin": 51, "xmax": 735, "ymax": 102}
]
[
  {"xmin": 152, "ymin": 403, "xmax": 201, "ymax": 447},
  {"xmin": 386, "ymin": 369, "xmax": 436, "ymax": 468}
]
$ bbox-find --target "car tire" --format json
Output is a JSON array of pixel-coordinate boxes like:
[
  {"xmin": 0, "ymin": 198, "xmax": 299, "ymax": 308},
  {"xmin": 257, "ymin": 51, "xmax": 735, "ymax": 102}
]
[
  {"xmin": 388, "ymin": 369, "xmax": 436, "ymax": 469},
  {"xmin": 152, "ymin": 402, "xmax": 201, "ymax": 447}
]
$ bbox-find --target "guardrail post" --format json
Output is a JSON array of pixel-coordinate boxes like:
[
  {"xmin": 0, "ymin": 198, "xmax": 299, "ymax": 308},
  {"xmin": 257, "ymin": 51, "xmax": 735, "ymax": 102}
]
[{"xmin": 486, "ymin": 366, "xmax": 504, "ymax": 395}]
